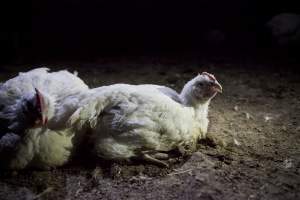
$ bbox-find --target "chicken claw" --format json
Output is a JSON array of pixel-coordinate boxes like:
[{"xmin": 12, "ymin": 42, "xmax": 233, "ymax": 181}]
[{"xmin": 141, "ymin": 152, "xmax": 170, "ymax": 167}]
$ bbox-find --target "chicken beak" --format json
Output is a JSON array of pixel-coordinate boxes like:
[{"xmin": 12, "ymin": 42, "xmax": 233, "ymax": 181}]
[{"xmin": 213, "ymin": 81, "xmax": 223, "ymax": 93}]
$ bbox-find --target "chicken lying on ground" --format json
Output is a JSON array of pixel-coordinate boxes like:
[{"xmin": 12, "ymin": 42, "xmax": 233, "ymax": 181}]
[
  {"xmin": 0, "ymin": 68, "xmax": 89, "ymax": 136},
  {"xmin": 69, "ymin": 72, "xmax": 222, "ymax": 167},
  {"xmin": 0, "ymin": 68, "xmax": 89, "ymax": 170}
]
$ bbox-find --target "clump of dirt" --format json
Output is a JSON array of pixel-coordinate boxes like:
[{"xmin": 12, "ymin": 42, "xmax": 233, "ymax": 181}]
[{"xmin": 0, "ymin": 56, "xmax": 300, "ymax": 200}]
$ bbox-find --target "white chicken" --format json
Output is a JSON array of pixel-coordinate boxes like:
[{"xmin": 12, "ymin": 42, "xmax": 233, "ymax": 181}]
[
  {"xmin": 0, "ymin": 68, "xmax": 89, "ymax": 169},
  {"xmin": 0, "ymin": 68, "xmax": 89, "ymax": 136},
  {"xmin": 70, "ymin": 72, "xmax": 222, "ymax": 166}
]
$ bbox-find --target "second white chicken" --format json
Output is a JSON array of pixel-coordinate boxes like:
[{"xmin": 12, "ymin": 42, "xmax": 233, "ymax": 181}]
[{"xmin": 70, "ymin": 72, "xmax": 222, "ymax": 166}]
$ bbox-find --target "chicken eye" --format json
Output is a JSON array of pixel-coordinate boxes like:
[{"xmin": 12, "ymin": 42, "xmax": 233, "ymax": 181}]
[
  {"xmin": 196, "ymin": 82, "xmax": 204, "ymax": 87},
  {"xmin": 208, "ymin": 82, "xmax": 214, "ymax": 86}
]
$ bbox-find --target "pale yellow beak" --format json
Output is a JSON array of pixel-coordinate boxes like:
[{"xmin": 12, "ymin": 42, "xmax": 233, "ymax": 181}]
[{"xmin": 213, "ymin": 81, "xmax": 223, "ymax": 93}]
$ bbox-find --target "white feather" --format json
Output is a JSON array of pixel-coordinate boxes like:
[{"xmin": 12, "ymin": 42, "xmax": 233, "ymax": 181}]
[
  {"xmin": 0, "ymin": 128, "xmax": 73, "ymax": 170},
  {"xmin": 0, "ymin": 67, "xmax": 89, "ymax": 169},
  {"xmin": 70, "ymin": 79, "xmax": 213, "ymax": 162}
]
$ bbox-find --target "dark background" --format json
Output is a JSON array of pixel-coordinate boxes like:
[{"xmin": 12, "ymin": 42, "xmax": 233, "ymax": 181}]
[{"xmin": 1, "ymin": 0, "xmax": 299, "ymax": 64}]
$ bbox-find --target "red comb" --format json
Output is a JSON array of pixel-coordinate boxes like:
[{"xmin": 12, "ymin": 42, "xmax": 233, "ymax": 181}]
[
  {"xmin": 35, "ymin": 88, "xmax": 45, "ymax": 112},
  {"xmin": 201, "ymin": 72, "xmax": 216, "ymax": 81}
]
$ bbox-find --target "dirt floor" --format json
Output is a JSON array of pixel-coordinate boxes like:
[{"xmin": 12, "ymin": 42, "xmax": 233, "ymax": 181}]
[{"xmin": 0, "ymin": 54, "xmax": 299, "ymax": 200}]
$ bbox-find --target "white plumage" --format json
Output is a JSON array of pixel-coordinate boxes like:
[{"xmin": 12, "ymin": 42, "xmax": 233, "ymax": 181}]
[
  {"xmin": 0, "ymin": 68, "xmax": 89, "ymax": 170},
  {"xmin": 0, "ymin": 68, "xmax": 89, "ymax": 133},
  {"xmin": 0, "ymin": 128, "xmax": 73, "ymax": 170},
  {"xmin": 70, "ymin": 72, "xmax": 222, "ymax": 166}
]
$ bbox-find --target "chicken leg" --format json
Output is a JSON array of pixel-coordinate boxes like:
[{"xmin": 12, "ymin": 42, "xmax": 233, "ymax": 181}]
[{"xmin": 141, "ymin": 151, "xmax": 170, "ymax": 167}]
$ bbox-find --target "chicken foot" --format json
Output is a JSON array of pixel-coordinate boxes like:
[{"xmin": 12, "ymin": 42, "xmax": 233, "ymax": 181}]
[{"xmin": 141, "ymin": 151, "xmax": 170, "ymax": 167}]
